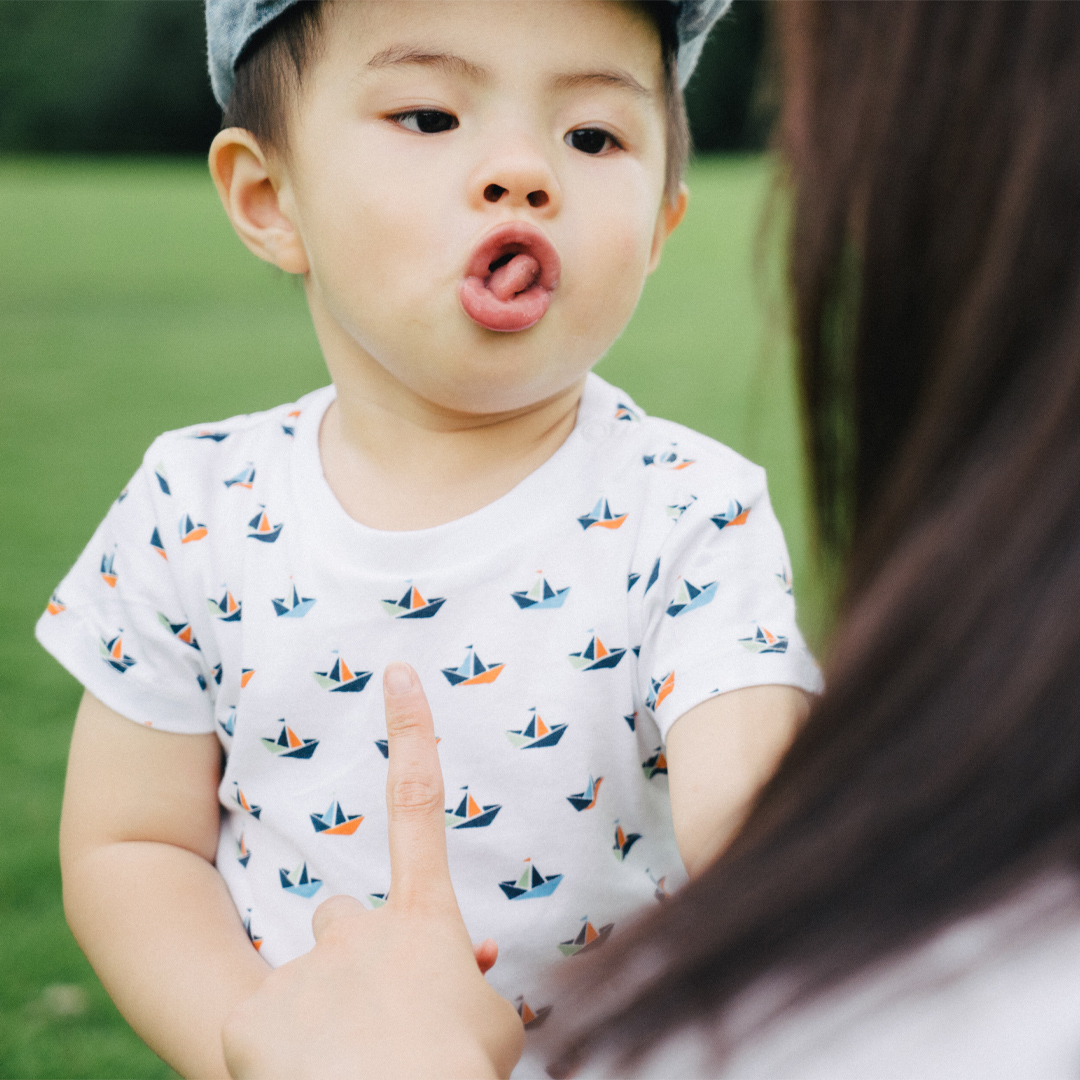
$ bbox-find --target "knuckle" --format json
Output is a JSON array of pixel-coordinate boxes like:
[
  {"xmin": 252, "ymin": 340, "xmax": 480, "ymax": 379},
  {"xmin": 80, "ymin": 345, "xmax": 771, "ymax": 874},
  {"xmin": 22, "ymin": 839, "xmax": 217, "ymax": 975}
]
[{"xmin": 389, "ymin": 776, "xmax": 442, "ymax": 817}]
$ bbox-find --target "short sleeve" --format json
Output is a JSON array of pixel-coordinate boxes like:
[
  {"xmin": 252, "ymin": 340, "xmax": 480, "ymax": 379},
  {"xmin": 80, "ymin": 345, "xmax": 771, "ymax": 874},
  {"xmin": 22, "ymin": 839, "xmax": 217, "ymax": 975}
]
[
  {"xmin": 35, "ymin": 456, "xmax": 217, "ymax": 734},
  {"xmin": 635, "ymin": 463, "xmax": 823, "ymax": 741}
]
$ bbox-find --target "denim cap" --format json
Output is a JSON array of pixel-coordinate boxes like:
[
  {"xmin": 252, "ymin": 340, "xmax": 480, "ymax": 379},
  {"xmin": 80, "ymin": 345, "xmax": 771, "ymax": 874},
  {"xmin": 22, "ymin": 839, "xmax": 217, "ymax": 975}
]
[{"xmin": 207, "ymin": 0, "xmax": 732, "ymax": 108}]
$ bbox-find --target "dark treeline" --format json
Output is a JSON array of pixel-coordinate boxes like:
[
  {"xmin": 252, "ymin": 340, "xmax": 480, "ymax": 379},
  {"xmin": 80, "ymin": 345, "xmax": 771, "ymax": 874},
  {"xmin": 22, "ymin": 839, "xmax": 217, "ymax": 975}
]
[{"xmin": 0, "ymin": 0, "xmax": 768, "ymax": 156}]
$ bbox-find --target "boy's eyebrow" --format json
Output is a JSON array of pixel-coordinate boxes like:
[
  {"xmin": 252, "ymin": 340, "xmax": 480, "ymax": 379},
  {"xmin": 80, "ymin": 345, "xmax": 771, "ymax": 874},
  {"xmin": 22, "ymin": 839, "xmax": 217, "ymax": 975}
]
[
  {"xmin": 367, "ymin": 46, "xmax": 489, "ymax": 82},
  {"xmin": 549, "ymin": 69, "xmax": 653, "ymax": 97}
]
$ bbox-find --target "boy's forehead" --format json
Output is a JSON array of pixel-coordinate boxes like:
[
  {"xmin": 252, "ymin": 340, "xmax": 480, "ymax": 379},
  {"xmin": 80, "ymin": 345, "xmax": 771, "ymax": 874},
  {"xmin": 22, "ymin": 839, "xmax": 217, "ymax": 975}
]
[{"xmin": 326, "ymin": 1, "xmax": 664, "ymax": 92}]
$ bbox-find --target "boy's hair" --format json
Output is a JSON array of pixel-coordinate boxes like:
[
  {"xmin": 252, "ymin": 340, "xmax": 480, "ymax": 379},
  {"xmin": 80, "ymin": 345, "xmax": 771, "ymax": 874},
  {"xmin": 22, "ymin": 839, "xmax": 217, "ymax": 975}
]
[{"xmin": 222, "ymin": 1, "xmax": 690, "ymax": 203}]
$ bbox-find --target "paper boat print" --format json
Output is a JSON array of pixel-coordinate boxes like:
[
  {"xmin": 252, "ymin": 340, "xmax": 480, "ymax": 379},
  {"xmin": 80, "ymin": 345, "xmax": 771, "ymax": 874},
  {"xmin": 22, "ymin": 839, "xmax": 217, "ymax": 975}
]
[
  {"xmin": 247, "ymin": 507, "xmax": 282, "ymax": 543},
  {"xmin": 234, "ymin": 783, "xmax": 261, "ymax": 819},
  {"xmin": 642, "ymin": 747, "xmax": 668, "ymax": 779},
  {"xmin": 375, "ymin": 739, "xmax": 388, "ymax": 759},
  {"xmin": 739, "ymin": 624, "xmax": 789, "ymax": 654},
  {"xmin": 643, "ymin": 443, "xmax": 694, "ymax": 470},
  {"xmin": 150, "ymin": 527, "xmax": 167, "ymax": 559},
  {"xmin": 648, "ymin": 869, "xmax": 669, "ymax": 901},
  {"xmin": 566, "ymin": 774, "xmax": 603, "ymax": 812},
  {"xmin": 224, "ymin": 464, "xmax": 255, "ymax": 490},
  {"xmin": 272, "ymin": 582, "xmax": 316, "ymax": 618},
  {"xmin": 236, "ymin": 833, "xmax": 251, "ymax": 868},
  {"xmin": 512, "ymin": 574, "xmax": 569, "ymax": 610},
  {"xmin": 243, "ymin": 910, "xmax": 263, "ymax": 951},
  {"xmin": 627, "ymin": 572, "xmax": 640, "ymax": 591},
  {"xmin": 313, "ymin": 652, "xmax": 372, "ymax": 693},
  {"xmin": 154, "ymin": 465, "xmax": 170, "ymax": 495},
  {"xmin": 614, "ymin": 402, "xmax": 641, "ymax": 422},
  {"xmin": 207, "ymin": 589, "xmax": 242, "ymax": 621},
  {"xmin": 46, "ymin": 592, "xmax": 66, "ymax": 616},
  {"xmin": 665, "ymin": 496, "xmax": 697, "ymax": 521},
  {"xmin": 192, "ymin": 430, "xmax": 229, "ymax": 442},
  {"xmin": 279, "ymin": 862, "xmax": 322, "ymax": 898},
  {"xmin": 382, "ymin": 583, "xmax": 445, "ymax": 619},
  {"xmin": 577, "ymin": 498, "xmax": 627, "ymax": 531},
  {"xmin": 777, "ymin": 567, "xmax": 793, "ymax": 595},
  {"xmin": 558, "ymin": 918, "xmax": 614, "ymax": 957},
  {"xmin": 442, "ymin": 646, "xmax": 505, "ymax": 687},
  {"xmin": 212, "ymin": 662, "xmax": 222, "ymax": 685},
  {"xmin": 644, "ymin": 558, "xmax": 660, "ymax": 594},
  {"xmin": 367, "ymin": 892, "xmax": 388, "ymax": 908},
  {"xmin": 261, "ymin": 720, "xmax": 319, "ymax": 759},
  {"xmin": 240, "ymin": 667, "xmax": 255, "ymax": 688},
  {"xmin": 445, "ymin": 787, "xmax": 501, "ymax": 829},
  {"xmin": 100, "ymin": 634, "xmax": 136, "ymax": 673},
  {"xmin": 624, "ymin": 711, "xmax": 637, "ymax": 731},
  {"xmin": 219, "ymin": 707, "xmax": 236, "ymax": 738},
  {"xmin": 646, "ymin": 671, "xmax": 675, "ymax": 711},
  {"xmin": 178, "ymin": 513, "xmax": 208, "ymax": 544},
  {"xmin": 711, "ymin": 499, "xmax": 750, "ymax": 531},
  {"xmin": 506, "ymin": 709, "xmax": 567, "ymax": 749},
  {"xmin": 613, "ymin": 821, "xmax": 641, "ymax": 862},
  {"xmin": 666, "ymin": 579, "xmax": 717, "ymax": 618},
  {"xmin": 157, "ymin": 613, "xmax": 200, "ymax": 650},
  {"xmin": 282, "ymin": 409, "xmax": 300, "ymax": 437},
  {"xmin": 499, "ymin": 859, "xmax": 563, "ymax": 900},
  {"xmin": 568, "ymin": 632, "xmax": 625, "ymax": 672},
  {"xmin": 516, "ymin": 997, "xmax": 553, "ymax": 1030},
  {"xmin": 100, "ymin": 550, "xmax": 118, "ymax": 588},
  {"xmin": 310, "ymin": 798, "xmax": 363, "ymax": 835}
]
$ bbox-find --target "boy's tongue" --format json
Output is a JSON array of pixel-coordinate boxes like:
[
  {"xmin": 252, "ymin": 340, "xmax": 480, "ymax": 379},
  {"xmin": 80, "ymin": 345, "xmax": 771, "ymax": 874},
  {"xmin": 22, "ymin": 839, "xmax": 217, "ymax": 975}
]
[{"xmin": 459, "ymin": 224, "xmax": 560, "ymax": 333}]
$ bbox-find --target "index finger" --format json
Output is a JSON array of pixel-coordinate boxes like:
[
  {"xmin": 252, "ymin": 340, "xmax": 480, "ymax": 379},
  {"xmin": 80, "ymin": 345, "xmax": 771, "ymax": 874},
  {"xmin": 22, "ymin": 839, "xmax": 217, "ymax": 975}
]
[{"xmin": 382, "ymin": 662, "xmax": 456, "ymax": 910}]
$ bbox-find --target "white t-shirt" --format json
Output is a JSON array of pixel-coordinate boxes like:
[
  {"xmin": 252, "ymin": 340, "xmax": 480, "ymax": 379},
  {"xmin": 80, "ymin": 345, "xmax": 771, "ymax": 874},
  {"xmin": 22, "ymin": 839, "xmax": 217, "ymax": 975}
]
[{"xmin": 36, "ymin": 373, "xmax": 821, "ymax": 1076}]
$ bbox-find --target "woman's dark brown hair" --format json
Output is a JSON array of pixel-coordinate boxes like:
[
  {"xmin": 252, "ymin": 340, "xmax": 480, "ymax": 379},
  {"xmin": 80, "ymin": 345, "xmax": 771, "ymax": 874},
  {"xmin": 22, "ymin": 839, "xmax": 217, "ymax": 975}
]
[{"xmin": 549, "ymin": 1, "xmax": 1080, "ymax": 1071}]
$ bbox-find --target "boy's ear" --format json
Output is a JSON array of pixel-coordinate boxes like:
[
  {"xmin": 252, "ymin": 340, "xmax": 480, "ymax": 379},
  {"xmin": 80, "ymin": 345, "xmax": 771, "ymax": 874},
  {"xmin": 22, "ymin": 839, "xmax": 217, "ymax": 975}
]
[
  {"xmin": 208, "ymin": 128, "xmax": 309, "ymax": 274},
  {"xmin": 647, "ymin": 182, "xmax": 689, "ymax": 274}
]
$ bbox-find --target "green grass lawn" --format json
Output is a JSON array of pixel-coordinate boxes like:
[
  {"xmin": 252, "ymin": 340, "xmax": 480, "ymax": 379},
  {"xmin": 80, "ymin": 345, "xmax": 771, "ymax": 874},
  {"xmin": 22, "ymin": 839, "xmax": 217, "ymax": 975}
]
[{"xmin": 0, "ymin": 153, "xmax": 821, "ymax": 1079}]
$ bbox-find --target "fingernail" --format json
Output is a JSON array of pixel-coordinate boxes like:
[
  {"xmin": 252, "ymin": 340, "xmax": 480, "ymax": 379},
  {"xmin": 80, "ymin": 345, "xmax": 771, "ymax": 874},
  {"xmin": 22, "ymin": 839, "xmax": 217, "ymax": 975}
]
[{"xmin": 385, "ymin": 662, "xmax": 414, "ymax": 695}]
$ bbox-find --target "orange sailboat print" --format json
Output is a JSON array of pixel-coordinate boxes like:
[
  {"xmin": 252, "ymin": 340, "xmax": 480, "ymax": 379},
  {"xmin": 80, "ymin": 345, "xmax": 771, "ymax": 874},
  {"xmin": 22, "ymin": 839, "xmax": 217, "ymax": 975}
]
[
  {"xmin": 568, "ymin": 632, "xmax": 625, "ymax": 671},
  {"xmin": 558, "ymin": 917, "xmax": 614, "ymax": 957},
  {"xmin": 247, "ymin": 506, "xmax": 282, "ymax": 543},
  {"xmin": 566, "ymin": 774, "xmax": 603, "ymax": 812},
  {"xmin": 643, "ymin": 443, "xmax": 694, "ymax": 470},
  {"xmin": 100, "ymin": 550, "xmax": 118, "ymax": 587},
  {"xmin": 515, "ymin": 997, "xmax": 553, "ymax": 1030},
  {"xmin": 310, "ymin": 798, "xmax": 363, "ymax": 835},
  {"xmin": 243, "ymin": 910, "xmax": 263, "ymax": 951},
  {"xmin": 207, "ymin": 588, "xmax": 242, "ymax": 621},
  {"xmin": 46, "ymin": 592, "xmax": 66, "ymax": 616},
  {"xmin": 233, "ymin": 782, "xmax": 261, "ymax": 819},
  {"xmin": 505, "ymin": 708, "xmax": 567, "ymax": 749},
  {"xmin": 642, "ymin": 747, "xmax": 668, "ymax": 779},
  {"xmin": 99, "ymin": 634, "xmax": 136, "ymax": 673},
  {"xmin": 192, "ymin": 430, "xmax": 228, "ymax": 441},
  {"xmin": 240, "ymin": 667, "xmax": 255, "ymax": 688},
  {"xmin": 313, "ymin": 651, "xmax": 372, "ymax": 693},
  {"xmin": 646, "ymin": 671, "xmax": 675, "ymax": 711},
  {"xmin": 442, "ymin": 646, "xmax": 505, "ymax": 687},
  {"xmin": 150, "ymin": 526, "xmax": 167, "ymax": 559},
  {"xmin": 738, "ymin": 624, "xmax": 789, "ymax": 654},
  {"xmin": 178, "ymin": 513, "xmax": 208, "ymax": 544},
  {"xmin": 499, "ymin": 858, "xmax": 563, "ymax": 900},
  {"xmin": 236, "ymin": 833, "xmax": 251, "ymax": 868},
  {"xmin": 614, "ymin": 402, "xmax": 641, "ymax": 422},
  {"xmin": 445, "ymin": 786, "xmax": 501, "ymax": 829},
  {"xmin": 261, "ymin": 720, "xmax": 318, "ymax": 759},
  {"xmin": 577, "ymin": 498, "xmax": 627, "ymax": 530},
  {"xmin": 647, "ymin": 868, "xmax": 670, "ymax": 901},
  {"xmin": 157, "ymin": 612, "xmax": 200, "ymax": 650},
  {"xmin": 282, "ymin": 408, "xmax": 300, "ymax": 437},
  {"xmin": 613, "ymin": 820, "xmax": 641, "ymax": 861},
  {"xmin": 224, "ymin": 463, "xmax": 255, "ymax": 489},
  {"xmin": 711, "ymin": 499, "xmax": 750, "ymax": 530},
  {"xmin": 381, "ymin": 583, "xmax": 446, "ymax": 619}
]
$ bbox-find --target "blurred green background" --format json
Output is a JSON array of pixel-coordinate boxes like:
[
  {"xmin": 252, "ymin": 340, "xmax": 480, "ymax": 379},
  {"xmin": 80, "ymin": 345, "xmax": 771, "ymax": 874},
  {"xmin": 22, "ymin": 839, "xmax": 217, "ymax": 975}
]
[{"xmin": 0, "ymin": 4, "xmax": 818, "ymax": 1078}]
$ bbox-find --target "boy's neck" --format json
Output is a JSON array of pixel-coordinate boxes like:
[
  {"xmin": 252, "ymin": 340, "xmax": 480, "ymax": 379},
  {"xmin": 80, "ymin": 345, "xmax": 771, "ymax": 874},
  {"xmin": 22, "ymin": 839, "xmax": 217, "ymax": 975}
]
[{"xmin": 318, "ymin": 348, "xmax": 585, "ymax": 532}]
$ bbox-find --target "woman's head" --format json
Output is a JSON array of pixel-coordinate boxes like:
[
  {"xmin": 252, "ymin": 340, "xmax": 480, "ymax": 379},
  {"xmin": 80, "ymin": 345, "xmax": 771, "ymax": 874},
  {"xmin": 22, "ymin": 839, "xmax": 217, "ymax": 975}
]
[{"xmin": 547, "ymin": 2, "xmax": 1080, "ymax": 1072}]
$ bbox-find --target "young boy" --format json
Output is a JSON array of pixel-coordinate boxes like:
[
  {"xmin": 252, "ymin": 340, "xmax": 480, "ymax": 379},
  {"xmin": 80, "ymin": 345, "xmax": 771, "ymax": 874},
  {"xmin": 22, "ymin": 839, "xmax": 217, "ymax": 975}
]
[{"xmin": 38, "ymin": 2, "xmax": 820, "ymax": 1076}]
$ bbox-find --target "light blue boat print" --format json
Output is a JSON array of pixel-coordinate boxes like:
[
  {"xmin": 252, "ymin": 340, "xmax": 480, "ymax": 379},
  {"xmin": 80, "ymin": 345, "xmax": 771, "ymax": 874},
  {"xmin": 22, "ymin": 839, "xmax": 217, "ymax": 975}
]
[
  {"xmin": 512, "ymin": 573, "xmax": 569, "ymax": 610},
  {"xmin": 224, "ymin": 463, "xmax": 255, "ymax": 490},
  {"xmin": 577, "ymin": 498, "xmax": 627, "ymax": 531},
  {"xmin": 643, "ymin": 443, "xmax": 694, "ymax": 470},
  {"xmin": 499, "ymin": 859, "xmax": 563, "ymax": 900},
  {"xmin": 566, "ymin": 774, "xmax": 603, "ymax": 812},
  {"xmin": 219, "ymin": 706, "xmax": 236, "ymax": 738},
  {"xmin": 279, "ymin": 862, "xmax": 322, "ymax": 898},
  {"xmin": 442, "ymin": 646, "xmax": 505, "ymax": 687},
  {"xmin": 711, "ymin": 499, "xmax": 750, "ymax": 531},
  {"xmin": 665, "ymin": 578, "xmax": 718, "ymax": 618},
  {"xmin": 272, "ymin": 581, "xmax": 316, "ymax": 618}
]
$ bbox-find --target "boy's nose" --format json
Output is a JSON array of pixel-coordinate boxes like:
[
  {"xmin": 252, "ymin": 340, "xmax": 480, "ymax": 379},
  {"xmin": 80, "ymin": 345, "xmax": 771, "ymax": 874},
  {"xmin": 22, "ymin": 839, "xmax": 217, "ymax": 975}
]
[{"xmin": 469, "ymin": 152, "xmax": 561, "ymax": 216}]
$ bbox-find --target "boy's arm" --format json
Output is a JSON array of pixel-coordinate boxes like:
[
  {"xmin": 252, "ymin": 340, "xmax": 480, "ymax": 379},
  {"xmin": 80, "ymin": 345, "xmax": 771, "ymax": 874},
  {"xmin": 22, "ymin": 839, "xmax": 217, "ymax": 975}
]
[
  {"xmin": 666, "ymin": 684, "xmax": 810, "ymax": 877},
  {"xmin": 60, "ymin": 690, "xmax": 270, "ymax": 1078}
]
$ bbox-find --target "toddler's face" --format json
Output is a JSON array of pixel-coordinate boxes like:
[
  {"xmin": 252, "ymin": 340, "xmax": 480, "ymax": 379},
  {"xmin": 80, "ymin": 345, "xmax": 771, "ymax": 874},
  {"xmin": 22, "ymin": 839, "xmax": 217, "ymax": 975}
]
[{"xmin": 282, "ymin": 0, "xmax": 677, "ymax": 415}]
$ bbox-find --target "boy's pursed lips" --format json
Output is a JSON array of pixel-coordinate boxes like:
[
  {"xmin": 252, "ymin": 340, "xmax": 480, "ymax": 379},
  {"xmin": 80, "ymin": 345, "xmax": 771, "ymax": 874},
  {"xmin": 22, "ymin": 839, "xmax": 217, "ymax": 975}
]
[{"xmin": 459, "ymin": 222, "xmax": 561, "ymax": 333}]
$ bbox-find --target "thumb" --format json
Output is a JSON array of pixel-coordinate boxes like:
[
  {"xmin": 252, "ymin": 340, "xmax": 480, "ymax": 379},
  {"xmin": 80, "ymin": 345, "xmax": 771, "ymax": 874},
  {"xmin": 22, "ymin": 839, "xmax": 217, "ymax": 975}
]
[
  {"xmin": 311, "ymin": 892, "xmax": 367, "ymax": 941},
  {"xmin": 382, "ymin": 663, "xmax": 456, "ymax": 910}
]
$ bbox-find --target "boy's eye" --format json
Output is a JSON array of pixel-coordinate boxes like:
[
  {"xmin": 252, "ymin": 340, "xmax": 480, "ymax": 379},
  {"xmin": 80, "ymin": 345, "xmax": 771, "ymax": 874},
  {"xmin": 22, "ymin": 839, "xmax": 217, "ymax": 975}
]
[
  {"xmin": 565, "ymin": 128, "xmax": 619, "ymax": 155},
  {"xmin": 391, "ymin": 109, "xmax": 459, "ymax": 134}
]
